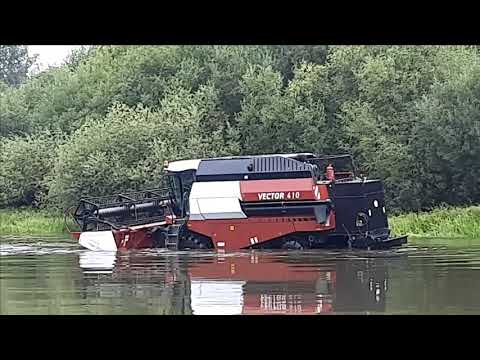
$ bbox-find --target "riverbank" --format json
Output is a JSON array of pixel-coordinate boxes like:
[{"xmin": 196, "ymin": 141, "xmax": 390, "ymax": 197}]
[
  {"xmin": 390, "ymin": 206, "xmax": 480, "ymax": 239},
  {"xmin": 0, "ymin": 209, "xmax": 75, "ymax": 235},
  {"xmin": 1, "ymin": 206, "xmax": 479, "ymax": 239}
]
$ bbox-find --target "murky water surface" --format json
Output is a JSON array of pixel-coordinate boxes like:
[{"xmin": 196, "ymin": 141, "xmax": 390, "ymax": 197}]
[{"xmin": 1, "ymin": 235, "xmax": 480, "ymax": 314}]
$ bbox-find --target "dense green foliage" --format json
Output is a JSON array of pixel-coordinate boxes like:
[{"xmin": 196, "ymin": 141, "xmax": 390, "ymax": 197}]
[
  {"xmin": 0, "ymin": 46, "xmax": 37, "ymax": 87},
  {"xmin": 0, "ymin": 45, "xmax": 479, "ymax": 212}
]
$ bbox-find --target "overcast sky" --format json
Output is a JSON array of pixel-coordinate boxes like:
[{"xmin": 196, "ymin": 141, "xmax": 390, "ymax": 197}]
[{"xmin": 28, "ymin": 45, "xmax": 84, "ymax": 70}]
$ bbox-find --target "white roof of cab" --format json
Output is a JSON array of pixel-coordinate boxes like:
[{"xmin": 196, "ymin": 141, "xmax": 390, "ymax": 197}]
[{"xmin": 167, "ymin": 159, "xmax": 201, "ymax": 172}]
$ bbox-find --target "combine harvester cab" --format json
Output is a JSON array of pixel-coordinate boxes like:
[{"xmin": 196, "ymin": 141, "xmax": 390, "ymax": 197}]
[{"xmin": 68, "ymin": 153, "xmax": 406, "ymax": 251}]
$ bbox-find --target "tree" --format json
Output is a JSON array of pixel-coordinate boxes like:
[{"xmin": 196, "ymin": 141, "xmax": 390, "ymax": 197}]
[
  {"xmin": 0, "ymin": 132, "xmax": 62, "ymax": 207},
  {"xmin": 0, "ymin": 45, "xmax": 479, "ymax": 213},
  {"xmin": 0, "ymin": 46, "xmax": 37, "ymax": 87},
  {"xmin": 411, "ymin": 47, "xmax": 480, "ymax": 209}
]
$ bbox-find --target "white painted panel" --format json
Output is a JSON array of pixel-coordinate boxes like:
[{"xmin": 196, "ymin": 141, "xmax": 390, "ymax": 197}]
[
  {"xmin": 189, "ymin": 181, "xmax": 245, "ymax": 219},
  {"xmin": 197, "ymin": 197, "xmax": 247, "ymax": 219},
  {"xmin": 189, "ymin": 181, "xmax": 242, "ymax": 199},
  {"xmin": 188, "ymin": 199, "xmax": 204, "ymax": 220},
  {"xmin": 190, "ymin": 280, "xmax": 245, "ymax": 315},
  {"xmin": 167, "ymin": 159, "xmax": 201, "ymax": 172},
  {"xmin": 79, "ymin": 231, "xmax": 117, "ymax": 251}
]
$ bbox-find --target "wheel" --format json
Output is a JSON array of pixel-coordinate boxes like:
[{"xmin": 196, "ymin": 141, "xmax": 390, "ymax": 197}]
[
  {"xmin": 282, "ymin": 238, "xmax": 309, "ymax": 250},
  {"xmin": 191, "ymin": 236, "xmax": 211, "ymax": 249},
  {"xmin": 178, "ymin": 228, "xmax": 213, "ymax": 250}
]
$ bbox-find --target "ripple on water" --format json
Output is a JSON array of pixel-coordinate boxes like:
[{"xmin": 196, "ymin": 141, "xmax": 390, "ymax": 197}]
[{"xmin": 0, "ymin": 235, "xmax": 80, "ymax": 256}]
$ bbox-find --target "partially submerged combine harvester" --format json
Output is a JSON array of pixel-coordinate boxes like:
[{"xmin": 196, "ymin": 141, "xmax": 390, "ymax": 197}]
[{"xmin": 68, "ymin": 153, "xmax": 407, "ymax": 251}]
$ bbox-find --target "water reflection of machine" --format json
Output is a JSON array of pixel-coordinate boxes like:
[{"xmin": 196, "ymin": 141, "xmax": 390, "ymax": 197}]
[
  {"xmin": 78, "ymin": 251, "xmax": 117, "ymax": 274},
  {"xmin": 188, "ymin": 253, "xmax": 335, "ymax": 315},
  {"xmin": 77, "ymin": 251, "xmax": 390, "ymax": 315},
  {"xmin": 188, "ymin": 253, "xmax": 389, "ymax": 315},
  {"xmin": 77, "ymin": 251, "xmax": 192, "ymax": 314}
]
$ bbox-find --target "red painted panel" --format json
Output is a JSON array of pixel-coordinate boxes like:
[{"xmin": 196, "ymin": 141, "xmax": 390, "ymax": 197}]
[
  {"xmin": 318, "ymin": 184, "xmax": 330, "ymax": 200},
  {"xmin": 188, "ymin": 215, "xmax": 335, "ymax": 251},
  {"xmin": 73, "ymin": 229, "xmax": 153, "ymax": 250},
  {"xmin": 240, "ymin": 178, "xmax": 316, "ymax": 202},
  {"xmin": 113, "ymin": 229, "xmax": 153, "ymax": 250},
  {"xmin": 293, "ymin": 211, "xmax": 335, "ymax": 232}
]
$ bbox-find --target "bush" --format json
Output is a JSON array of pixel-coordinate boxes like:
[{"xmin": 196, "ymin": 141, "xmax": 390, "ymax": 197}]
[
  {"xmin": 0, "ymin": 132, "xmax": 62, "ymax": 207},
  {"xmin": 45, "ymin": 84, "xmax": 238, "ymax": 209}
]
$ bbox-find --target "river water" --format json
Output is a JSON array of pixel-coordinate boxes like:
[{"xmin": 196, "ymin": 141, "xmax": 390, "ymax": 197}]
[{"xmin": 1, "ymin": 235, "xmax": 480, "ymax": 315}]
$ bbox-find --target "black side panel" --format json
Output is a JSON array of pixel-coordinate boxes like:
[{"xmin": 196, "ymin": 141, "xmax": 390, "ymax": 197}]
[
  {"xmin": 196, "ymin": 158, "xmax": 251, "ymax": 182},
  {"xmin": 328, "ymin": 180, "xmax": 388, "ymax": 238},
  {"xmin": 195, "ymin": 156, "xmax": 313, "ymax": 182},
  {"xmin": 241, "ymin": 200, "xmax": 331, "ymax": 223}
]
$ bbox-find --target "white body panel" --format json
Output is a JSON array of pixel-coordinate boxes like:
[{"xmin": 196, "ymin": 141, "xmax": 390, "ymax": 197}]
[
  {"xmin": 197, "ymin": 198, "xmax": 247, "ymax": 219},
  {"xmin": 188, "ymin": 198, "xmax": 205, "ymax": 220},
  {"xmin": 79, "ymin": 231, "xmax": 117, "ymax": 251},
  {"xmin": 167, "ymin": 159, "xmax": 201, "ymax": 172},
  {"xmin": 190, "ymin": 280, "xmax": 245, "ymax": 315},
  {"xmin": 188, "ymin": 181, "xmax": 246, "ymax": 220},
  {"xmin": 190, "ymin": 181, "xmax": 243, "ymax": 199}
]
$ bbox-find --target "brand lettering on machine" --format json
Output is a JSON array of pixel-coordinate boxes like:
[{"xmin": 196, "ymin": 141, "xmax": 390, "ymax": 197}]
[{"xmin": 257, "ymin": 192, "xmax": 300, "ymax": 200}]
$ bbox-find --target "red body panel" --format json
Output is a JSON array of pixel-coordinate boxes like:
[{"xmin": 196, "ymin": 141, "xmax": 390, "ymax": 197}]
[
  {"xmin": 240, "ymin": 178, "xmax": 317, "ymax": 201},
  {"xmin": 240, "ymin": 178, "xmax": 330, "ymax": 202},
  {"xmin": 114, "ymin": 229, "xmax": 153, "ymax": 250},
  {"xmin": 317, "ymin": 182, "xmax": 330, "ymax": 199},
  {"xmin": 74, "ymin": 229, "xmax": 153, "ymax": 250},
  {"xmin": 187, "ymin": 212, "xmax": 335, "ymax": 251}
]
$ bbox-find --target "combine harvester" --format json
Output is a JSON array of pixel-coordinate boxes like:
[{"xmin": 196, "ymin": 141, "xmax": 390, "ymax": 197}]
[{"xmin": 67, "ymin": 153, "xmax": 407, "ymax": 251}]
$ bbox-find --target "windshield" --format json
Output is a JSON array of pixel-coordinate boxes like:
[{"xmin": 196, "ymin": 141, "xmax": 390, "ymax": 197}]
[{"xmin": 168, "ymin": 174, "xmax": 182, "ymax": 215}]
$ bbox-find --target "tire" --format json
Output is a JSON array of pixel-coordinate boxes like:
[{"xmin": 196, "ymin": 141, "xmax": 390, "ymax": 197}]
[
  {"xmin": 178, "ymin": 230, "xmax": 213, "ymax": 250},
  {"xmin": 282, "ymin": 239, "xmax": 308, "ymax": 250}
]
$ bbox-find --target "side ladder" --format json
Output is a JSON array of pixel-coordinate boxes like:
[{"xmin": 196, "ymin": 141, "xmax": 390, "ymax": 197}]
[{"xmin": 165, "ymin": 223, "xmax": 182, "ymax": 250}]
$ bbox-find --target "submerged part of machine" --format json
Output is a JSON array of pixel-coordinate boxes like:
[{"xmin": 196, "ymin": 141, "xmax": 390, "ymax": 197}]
[{"xmin": 67, "ymin": 153, "xmax": 407, "ymax": 251}]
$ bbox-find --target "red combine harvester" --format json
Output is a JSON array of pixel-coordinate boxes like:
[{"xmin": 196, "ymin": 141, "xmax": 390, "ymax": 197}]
[{"xmin": 68, "ymin": 153, "xmax": 407, "ymax": 251}]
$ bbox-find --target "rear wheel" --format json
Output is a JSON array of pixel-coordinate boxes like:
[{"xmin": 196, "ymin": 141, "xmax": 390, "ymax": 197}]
[
  {"xmin": 281, "ymin": 236, "xmax": 310, "ymax": 250},
  {"xmin": 178, "ymin": 228, "xmax": 213, "ymax": 250}
]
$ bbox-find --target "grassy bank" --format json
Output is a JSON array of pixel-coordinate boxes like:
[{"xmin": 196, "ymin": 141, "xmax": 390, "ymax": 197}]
[
  {"xmin": 0, "ymin": 209, "xmax": 73, "ymax": 235},
  {"xmin": 390, "ymin": 206, "xmax": 480, "ymax": 239},
  {"xmin": 1, "ymin": 206, "xmax": 479, "ymax": 239}
]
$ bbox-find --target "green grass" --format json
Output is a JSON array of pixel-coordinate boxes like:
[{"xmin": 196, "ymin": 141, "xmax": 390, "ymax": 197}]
[
  {"xmin": 0, "ymin": 208, "xmax": 76, "ymax": 235},
  {"xmin": 390, "ymin": 206, "xmax": 480, "ymax": 239}
]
